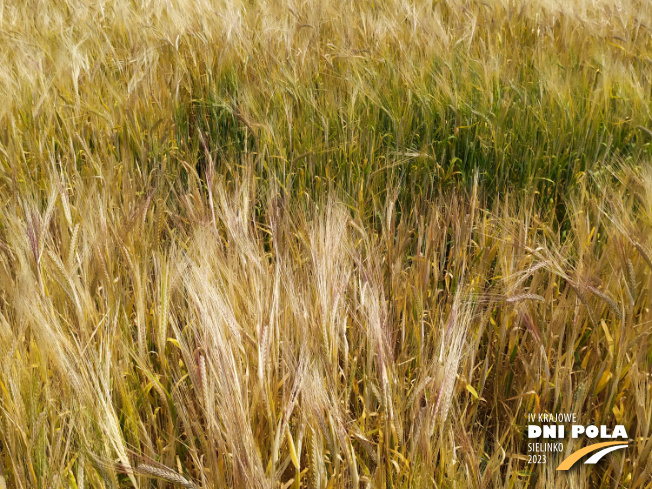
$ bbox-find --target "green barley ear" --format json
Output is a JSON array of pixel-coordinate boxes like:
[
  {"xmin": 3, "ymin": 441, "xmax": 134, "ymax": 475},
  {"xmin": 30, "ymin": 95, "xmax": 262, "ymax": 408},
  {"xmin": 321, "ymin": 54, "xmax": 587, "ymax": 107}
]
[{"xmin": 309, "ymin": 428, "xmax": 324, "ymax": 489}]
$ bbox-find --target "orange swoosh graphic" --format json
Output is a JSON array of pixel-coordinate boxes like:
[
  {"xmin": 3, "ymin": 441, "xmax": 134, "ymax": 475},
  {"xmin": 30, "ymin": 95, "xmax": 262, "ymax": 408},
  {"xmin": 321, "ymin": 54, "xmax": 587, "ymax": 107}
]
[{"xmin": 556, "ymin": 441, "xmax": 628, "ymax": 470}]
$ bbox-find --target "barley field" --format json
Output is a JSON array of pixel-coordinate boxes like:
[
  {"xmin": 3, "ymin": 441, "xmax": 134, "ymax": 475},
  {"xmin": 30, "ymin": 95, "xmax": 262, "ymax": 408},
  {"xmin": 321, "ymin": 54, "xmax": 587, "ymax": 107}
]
[{"xmin": 0, "ymin": 0, "xmax": 651, "ymax": 487}]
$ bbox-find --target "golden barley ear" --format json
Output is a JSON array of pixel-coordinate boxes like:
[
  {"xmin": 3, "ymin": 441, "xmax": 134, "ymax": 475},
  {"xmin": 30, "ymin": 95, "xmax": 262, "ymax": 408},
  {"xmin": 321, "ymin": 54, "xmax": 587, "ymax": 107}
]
[
  {"xmin": 586, "ymin": 285, "xmax": 622, "ymax": 319},
  {"xmin": 627, "ymin": 258, "xmax": 636, "ymax": 301},
  {"xmin": 135, "ymin": 464, "xmax": 199, "ymax": 489},
  {"xmin": 633, "ymin": 242, "xmax": 652, "ymax": 271}
]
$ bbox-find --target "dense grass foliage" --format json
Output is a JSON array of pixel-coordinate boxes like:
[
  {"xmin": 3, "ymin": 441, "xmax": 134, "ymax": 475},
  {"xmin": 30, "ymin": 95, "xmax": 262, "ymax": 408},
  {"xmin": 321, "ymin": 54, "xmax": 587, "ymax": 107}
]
[{"xmin": 1, "ymin": 0, "xmax": 652, "ymax": 488}]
